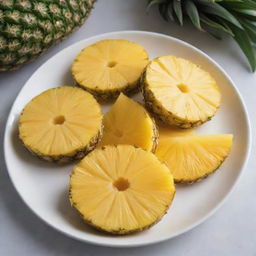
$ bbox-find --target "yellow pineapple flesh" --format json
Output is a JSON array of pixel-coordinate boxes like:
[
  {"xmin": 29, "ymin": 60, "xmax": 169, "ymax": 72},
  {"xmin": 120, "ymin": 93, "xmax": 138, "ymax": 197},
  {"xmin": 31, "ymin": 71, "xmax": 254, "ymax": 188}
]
[
  {"xmin": 142, "ymin": 56, "xmax": 221, "ymax": 128},
  {"xmin": 99, "ymin": 93, "xmax": 158, "ymax": 152},
  {"xmin": 19, "ymin": 86, "xmax": 103, "ymax": 163},
  {"xmin": 72, "ymin": 40, "xmax": 149, "ymax": 100},
  {"xmin": 156, "ymin": 126, "xmax": 233, "ymax": 183},
  {"xmin": 70, "ymin": 145, "xmax": 175, "ymax": 234},
  {"xmin": 158, "ymin": 123, "xmax": 195, "ymax": 139}
]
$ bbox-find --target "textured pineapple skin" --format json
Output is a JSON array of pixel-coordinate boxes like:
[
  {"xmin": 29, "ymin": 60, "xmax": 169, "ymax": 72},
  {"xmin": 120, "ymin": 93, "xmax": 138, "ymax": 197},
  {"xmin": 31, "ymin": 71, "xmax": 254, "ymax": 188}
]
[
  {"xmin": 69, "ymin": 145, "xmax": 176, "ymax": 234},
  {"xmin": 69, "ymin": 152, "xmax": 175, "ymax": 235},
  {"xmin": 98, "ymin": 94, "xmax": 159, "ymax": 152},
  {"xmin": 174, "ymin": 155, "xmax": 229, "ymax": 184},
  {"xmin": 156, "ymin": 129, "xmax": 233, "ymax": 184},
  {"xmin": 75, "ymin": 81, "xmax": 140, "ymax": 102},
  {"xmin": 19, "ymin": 122, "xmax": 103, "ymax": 164},
  {"xmin": 70, "ymin": 189, "xmax": 175, "ymax": 235},
  {"xmin": 18, "ymin": 86, "xmax": 103, "ymax": 164},
  {"xmin": 72, "ymin": 40, "xmax": 149, "ymax": 101},
  {"xmin": 141, "ymin": 66, "xmax": 219, "ymax": 128},
  {"xmin": 148, "ymin": 112, "xmax": 159, "ymax": 153},
  {"xmin": 0, "ymin": 0, "xmax": 95, "ymax": 71}
]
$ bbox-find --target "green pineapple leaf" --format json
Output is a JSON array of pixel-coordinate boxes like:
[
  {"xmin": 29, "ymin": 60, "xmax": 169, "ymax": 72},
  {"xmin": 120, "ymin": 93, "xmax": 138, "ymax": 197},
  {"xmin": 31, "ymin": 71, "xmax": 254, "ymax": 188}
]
[
  {"xmin": 147, "ymin": 0, "xmax": 167, "ymax": 11},
  {"xmin": 204, "ymin": 25, "xmax": 223, "ymax": 40},
  {"xmin": 147, "ymin": 0, "xmax": 256, "ymax": 72},
  {"xmin": 221, "ymin": 0, "xmax": 256, "ymax": 9},
  {"xmin": 159, "ymin": 3, "xmax": 169, "ymax": 21},
  {"xmin": 173, "ymin": 0, "xmax": 183, "ymax": 25},
  {"xmin": 239, "ymin": 19, "xmax": 256, "ymax": 42},
  {"xmin": 200, "ymin": 14, "xmax": 234, "ymax": 36},
  {"xmin": 231, "ymin": 8, "xmax": 256, "ymax": 20},
  {"xmin": 198, "ymin": 1, "xmax": 244, "ymax": 29},
  {"xmin": 167, "ymin": 2, "xmax": 175, "ymax": 21},
  {"xmin": 230, "ymin": 24, "xmax": 256, "ymax": 71},
  {"xmin": 184, "ymin": 0, "xmax": 201, "ymax": 30}
]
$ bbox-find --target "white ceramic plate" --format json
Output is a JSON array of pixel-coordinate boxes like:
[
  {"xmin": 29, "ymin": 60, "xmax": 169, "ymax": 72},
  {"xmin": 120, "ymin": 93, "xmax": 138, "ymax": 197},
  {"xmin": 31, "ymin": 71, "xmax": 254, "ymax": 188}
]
[{"xmin": 4, "ymin": 31, "xmax": 251, "ymax": 247}]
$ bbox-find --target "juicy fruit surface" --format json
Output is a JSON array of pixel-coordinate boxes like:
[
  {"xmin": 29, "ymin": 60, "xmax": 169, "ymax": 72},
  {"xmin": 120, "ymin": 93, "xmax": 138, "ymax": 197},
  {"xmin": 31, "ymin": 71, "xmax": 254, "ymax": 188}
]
[
  {"xmin": 99, "ymin": 93, "xmax": 158, "ymax": 152},
  {"xmin": 70, "ymin": 145, "xmax": 175, "ymax": 234},
  {"xmin": 0, "ymin": 0, "xmax": 95, "ymax": 71},
  {"xmin": 156, "ymin": 129, "xmax": 233, "ymax": 183},
  {"xmin": 158, "ymin": 123, "xmax": 194, "ymax": 139},
  {"xmin": 143, "ymin": 56, "xmax": 221, "ymax": 128},
  {"xmin": 19, "ymin": 86, "xmax": 102, "ymax": 162},
  {"xmin": 72, "ymin": 40, "xmax": 148, "ymax": 99}
]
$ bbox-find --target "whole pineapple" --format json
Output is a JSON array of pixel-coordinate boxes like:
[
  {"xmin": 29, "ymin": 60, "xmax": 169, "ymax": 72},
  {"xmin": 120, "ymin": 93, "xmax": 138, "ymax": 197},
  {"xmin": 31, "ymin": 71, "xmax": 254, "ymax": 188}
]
[{"xmin": 0, "ymin": 0, "xmax": 95, "ymax": 71}]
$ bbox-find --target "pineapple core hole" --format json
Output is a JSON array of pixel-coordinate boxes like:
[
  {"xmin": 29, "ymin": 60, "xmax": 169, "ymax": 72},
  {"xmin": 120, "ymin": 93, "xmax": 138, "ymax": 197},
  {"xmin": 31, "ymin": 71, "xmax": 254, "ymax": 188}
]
[
  {"xmin": 113, "ymin": 177, "xmax": 130, "ymax": 191},
  {"xmin": 53, "ymin": 115, "xmax": 65, "ymax": 125},
  {"xmin": 107, "ymin": 61, "xmax": 117, "ymax": 68},
  {"xmin": 177, "ymin": 84, "xmax": 189, "ymax": 93}
]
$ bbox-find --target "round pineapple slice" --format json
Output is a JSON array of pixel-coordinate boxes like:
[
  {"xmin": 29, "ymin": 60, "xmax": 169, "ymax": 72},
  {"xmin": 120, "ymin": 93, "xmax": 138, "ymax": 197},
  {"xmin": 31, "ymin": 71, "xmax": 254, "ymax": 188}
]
[
  {"xmin": 98, "ymin": 93, "xmax": 158, "ymax": 152},
  {"xmin": 70, "ymin": 145, "xmax": 175, "ymax": 234},
  {"xmin": 156, "ymin": 127, "xmax": 233, "ymax": 183},
  {"xmin": 72, "ymin": 39, "xmax": 149, "ymax": 100},
  {"xmin": 19, "ymin": 86, "xmax": 103, "ymax": 163},
  {"xmin": 142, "ymin": 56, "xmax": 221, "ymax": 128}
]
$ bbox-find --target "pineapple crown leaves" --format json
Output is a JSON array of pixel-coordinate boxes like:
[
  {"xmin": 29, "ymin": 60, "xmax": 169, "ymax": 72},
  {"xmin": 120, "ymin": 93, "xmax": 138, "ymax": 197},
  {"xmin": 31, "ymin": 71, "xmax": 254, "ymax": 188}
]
[{"xmin": 147, "ymin": 0, "xmax": 256, "ymax": 72}]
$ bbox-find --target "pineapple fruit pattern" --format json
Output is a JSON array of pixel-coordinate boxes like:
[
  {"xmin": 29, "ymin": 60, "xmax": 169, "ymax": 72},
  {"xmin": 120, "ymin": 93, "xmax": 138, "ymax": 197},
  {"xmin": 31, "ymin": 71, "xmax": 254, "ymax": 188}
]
[
  {"xmin": 98, "ymin": 93, "xmax": 158, "ymax": 152},
  {"xmin": 72, "ymin": 40, "xmax": 149, "ymax": 100},
  {"xmin": 0, "ymin": 0, "xmax": 95, "ymax": 71},
  {"xmin": 70, "ymin": 145, "xmax": 175, "ymax": 234},
  {"xmin": 18, "ymin": 39, "xmax": 233, "ymax": 234},
  {"xmin": 19, "ymin": 87, "xmax": 103, "ymax": 163},
  {"xmin": 142, "ymin": 56, "xmax": 221, "ymax": 128},
  {"xmin": 156, "ymin": 125, "xmax": 233, "ymax": 183}
]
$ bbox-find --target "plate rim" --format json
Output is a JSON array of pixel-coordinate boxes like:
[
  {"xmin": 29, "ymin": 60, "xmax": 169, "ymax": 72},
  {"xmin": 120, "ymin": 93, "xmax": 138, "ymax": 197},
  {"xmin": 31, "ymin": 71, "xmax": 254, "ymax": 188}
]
[{"xmin": 4, "ymin": 30, "xmax": 252, "ymax": 248}]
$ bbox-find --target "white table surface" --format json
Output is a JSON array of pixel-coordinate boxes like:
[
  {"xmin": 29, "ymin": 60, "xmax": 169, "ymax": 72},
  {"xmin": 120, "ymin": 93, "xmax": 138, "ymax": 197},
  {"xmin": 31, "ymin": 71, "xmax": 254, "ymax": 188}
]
[{"xmin": 1, "ymin": 0, "xmax": 256, "ymax": 255}]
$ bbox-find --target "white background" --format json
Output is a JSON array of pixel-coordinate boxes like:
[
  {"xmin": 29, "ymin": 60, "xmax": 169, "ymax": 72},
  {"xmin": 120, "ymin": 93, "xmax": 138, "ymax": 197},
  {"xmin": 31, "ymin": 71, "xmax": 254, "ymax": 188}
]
[{"xmin": 0, "ymin": 0, "xmax": 256, "ymax": 255}]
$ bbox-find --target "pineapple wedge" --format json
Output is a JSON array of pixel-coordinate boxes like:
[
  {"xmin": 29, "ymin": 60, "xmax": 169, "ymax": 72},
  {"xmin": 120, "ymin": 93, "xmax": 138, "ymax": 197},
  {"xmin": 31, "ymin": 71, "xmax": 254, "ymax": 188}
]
[
  {"xmin": 70, "ymin": 145, "xmax": 175, "ymax": 234},
  {"xmin": 142, "ymin": 56, "xmax": 221, "ymax": 128},
  {"xmin": 72, "ymin": 40, "xmax": 149, "ymax": 100},
  {"xmin": 19, "ymin": 86, "xmax": 103, "ymax": 163},
  {"xmin": 99, "ymin": 93, "xmax": 158, "ymax": 152},
  {"xmin": 156, "ymin": 127, "xmax": 233, "ymax": 183}
]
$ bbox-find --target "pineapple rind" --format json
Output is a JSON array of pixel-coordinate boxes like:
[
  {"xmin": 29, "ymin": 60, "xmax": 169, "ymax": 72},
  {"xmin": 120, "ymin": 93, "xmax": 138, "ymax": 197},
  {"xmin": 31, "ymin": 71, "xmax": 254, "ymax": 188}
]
[
  {"xmin": 141, "ymin": 57, "xmax": 221, "ymax": 128},
  {"xmin": 20, "ymin": 128, "xmax": 103, "ymax": 164},
  {"xmin": 72, "ymin": 40, "xmax": 149, "ymax": 101},
  {"xmin": 18, "ymin": 86, "xmax": 103, "ymax": 163},
  {"xmin": 75, "ymin": 81, "xmax": 140, "ymax": 102},
  {"xmin": 0, "ymin": 0, "xmax": 96, "ymax": 71},
  {"xmin": 70, "ymin": 190, "xmax": 175, "ymax": 235},
  {"xmin": 99, "ymin": 93, "xmax": 159, "ymax": 152},
  {"xmin": 174, "ymin": 156, "xmax": 228, "ymax": 184},
  {"xmin": 150, "ymin": 117, "xmax": 159, "ymax": 153},
  {"xmin": 69, "ymin": 145, "xmax": 175, "ymax": 234},
  {"xmin": 156, "ymin": 132, "xmax": 233, "ymax": 183},
  {"xmin": 143, "ymin": 83, "xmax": 208, "ymax": 128}
]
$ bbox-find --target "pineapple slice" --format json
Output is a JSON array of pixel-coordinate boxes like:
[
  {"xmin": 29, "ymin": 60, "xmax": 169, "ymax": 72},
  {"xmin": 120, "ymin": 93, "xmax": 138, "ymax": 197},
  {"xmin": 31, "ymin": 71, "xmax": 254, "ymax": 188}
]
[
  {"xmin": 158, "ymin": 123, "xmax": 195, "ymax": 139},
  {"xmin": 99, "ymin": 93, "xmax": 158, "ymax": 152},
  {"xmin": 156, "ymin": 127, "xmax": 233, "ymax": 183},
  {"xmin": 142, "ymin": 56, "xmax": 221, "ymax": 128},
  {"xmin": 19, "ymin": 86, "xmax": 103, "ymax": 163},
  {"xmin": 70, "ymin": 145, "xmax": 175, "ymax": 234},
  {"xmin": 72, "ymin": 39, "xmax": 148, "ymax": 101}
]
